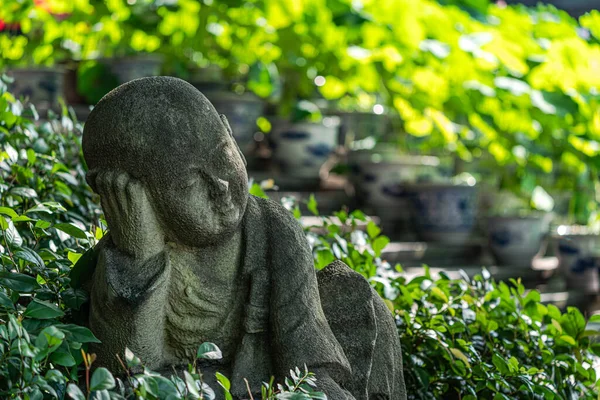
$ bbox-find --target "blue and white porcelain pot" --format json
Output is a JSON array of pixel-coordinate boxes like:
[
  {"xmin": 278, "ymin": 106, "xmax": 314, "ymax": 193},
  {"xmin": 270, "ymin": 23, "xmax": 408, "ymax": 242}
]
[
  {"xmin": 487, "ymin": 214, "xmax": 551, "ymax": 267},
  {"xmin": 272, "ymin": 117, "xmax": 340, "ymax": 179},
  {"xmin": 553, "ymin": 227, "xmax": 600, "ymax": 293},
  {"xmin": 347, "ymin": 146, "xmax": 440, "ymax": 207},
  {"xmin": 406, "ymin": 183, "xmax": 479, "ymax": 245},
  {"xmin": 8, "ymin": 67, "xmax": 65, "ymax": 112},
  {"xmin": 336, "ymin": 112, "xmax": 389, "ymax": 147},
  {"xmin": 347, "ymin": 147, "xmax": 441, "ymax": 233},
  {"xmin": 105, "ymin": 54, "xmax": 163, "ymax": 84},
  {"xmin": 204, "ymin": 90, "xmax": 265, "ymax": 157}
]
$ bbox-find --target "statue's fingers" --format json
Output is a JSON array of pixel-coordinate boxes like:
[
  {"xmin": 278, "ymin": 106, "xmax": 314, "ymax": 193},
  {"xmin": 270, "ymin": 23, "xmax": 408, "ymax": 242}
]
[
  {"xmin": 114, "ymin": 173, "xmax": 130, "ymax": 214},
  {"xmin": 95, "ymin": 172, "xmax": 112, "ymax": 214},
  {"xmin": 104, "ymin": 170, "xmax": 121, "ymax": 221},
  {"xmin": 95, "ymin": 171, "xmax": 121, "ymax": 245},
  {"xmin": 126, "ymin": 179, "xmax": 143, "ymax": 209}
]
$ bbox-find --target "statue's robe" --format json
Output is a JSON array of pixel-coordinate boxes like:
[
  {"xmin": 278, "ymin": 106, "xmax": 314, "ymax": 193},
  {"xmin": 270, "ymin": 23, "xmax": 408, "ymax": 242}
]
[{"xmin": 72, "ymin": 195, "xmax": 405, "ymax": 399}]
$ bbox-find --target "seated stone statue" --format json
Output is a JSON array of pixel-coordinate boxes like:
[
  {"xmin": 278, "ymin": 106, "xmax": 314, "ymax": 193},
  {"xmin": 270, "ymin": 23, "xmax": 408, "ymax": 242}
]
[{"xmin": 75, "ymin": 76, "xmax": 406, "ymax": 400}]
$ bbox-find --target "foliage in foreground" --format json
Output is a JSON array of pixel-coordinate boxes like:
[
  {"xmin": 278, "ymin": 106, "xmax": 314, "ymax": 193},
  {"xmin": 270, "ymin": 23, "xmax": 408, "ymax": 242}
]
[
  {"xmin": 1, "ymin": 87, "xmax": 600, "ymax": 399},
  {"xmin": 292, "ymin": 197, "xmax": 600, "ymax": 399}
]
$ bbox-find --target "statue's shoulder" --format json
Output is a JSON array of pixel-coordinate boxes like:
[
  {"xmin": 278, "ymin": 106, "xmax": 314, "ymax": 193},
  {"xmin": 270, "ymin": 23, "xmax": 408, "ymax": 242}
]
[{"xmin": 246, "ymin": 195, "xmax": 304, "ymax": 235}]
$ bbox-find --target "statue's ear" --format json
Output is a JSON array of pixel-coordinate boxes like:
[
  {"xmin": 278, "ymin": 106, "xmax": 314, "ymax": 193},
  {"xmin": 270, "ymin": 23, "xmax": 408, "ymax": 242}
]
[{"xmin": 219, "ymin": 113, "xmax": 247, "ymax": 167}]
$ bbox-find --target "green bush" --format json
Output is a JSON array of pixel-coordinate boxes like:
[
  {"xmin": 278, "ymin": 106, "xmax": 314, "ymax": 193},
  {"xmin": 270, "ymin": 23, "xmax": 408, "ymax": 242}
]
[
  {"xmin": 296, "ymin": 199, "xmax": 600, "ymax": 399},
  {"xmin": 1, "ymin": 84, "xmax": 600, "ymax": 399}
]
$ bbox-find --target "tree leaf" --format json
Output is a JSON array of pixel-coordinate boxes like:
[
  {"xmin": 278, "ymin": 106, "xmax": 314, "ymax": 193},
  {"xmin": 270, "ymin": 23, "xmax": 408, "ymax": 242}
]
[
  {"xmin": 0, "ymin": 207, "xmax": 18, "ymax": 218},
  {"xmin": 24, "ymin": 299, "xmax": 65, "ymax": 319},
  {"xmin": 90, "ymin": 367, "xmax": 116, "ymax": 391},
  {"xmin": 54, "ymin": 223, "xmax": 88, "ymax": 240},
  {"xmin": 197, "ymin": 342, "xmax": 223, "ymax": 360},
  {"xmin": 366, "ymin": 221, "xmax": 381, "ymax": 239},
  {"xmin": 9, "ymin": 187, "xmax": 38, "ymax": 198},
  {"xmin": 14, "ymin": 247, "xmax": 45, "ymax": 269},
  {"xmin": 66, "ymin": 384, "xmax": 85, "ymax": 400},
  {"xmin": 55, "ymin": 324, "xmax": 101, "ymax": 343},
  {"xmin": 50, "ymin": 341, "xmax": 76, "ymax": 367},
  {"xmin": 0, "ymin": 291, "xmax": 15, "ymax": 310},
  {"xmin": 0, "ymin": 271, "xmax": 40, "ymax": 292},
  {"xmin": 61, "ymin": 288, "xmax": 88, "ymax": 310}
]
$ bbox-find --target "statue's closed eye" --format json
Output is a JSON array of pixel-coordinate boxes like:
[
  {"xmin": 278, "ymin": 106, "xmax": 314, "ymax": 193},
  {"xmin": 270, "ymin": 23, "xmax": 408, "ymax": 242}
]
[{"xmin": 212, "ymin": 177, "xmax": 229, "ymax": 194}]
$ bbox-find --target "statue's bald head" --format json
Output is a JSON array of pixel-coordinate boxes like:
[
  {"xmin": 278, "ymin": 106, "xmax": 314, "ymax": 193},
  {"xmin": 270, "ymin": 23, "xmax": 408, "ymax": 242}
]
[
  {"xmin": 83, "ymin": 76, "xmax": 249, "ymax": 245},
  {"xmin": 83, "ymin": 76, "xmax": 241, "ymax": 189}
]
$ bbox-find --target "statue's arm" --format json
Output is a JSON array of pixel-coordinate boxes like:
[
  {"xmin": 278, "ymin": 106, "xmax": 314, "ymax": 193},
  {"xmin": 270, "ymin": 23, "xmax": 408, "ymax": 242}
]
[
  {"xmin": 88, "ymin": 239, "xmax": 170, "ymax": 371},
  {"xmin": 86, "ymin": 171, "xmax": 169, "ymax": 370},
  {"xmin": 267, "ymin": 202, "xmax": 355, "ymax": 399}
]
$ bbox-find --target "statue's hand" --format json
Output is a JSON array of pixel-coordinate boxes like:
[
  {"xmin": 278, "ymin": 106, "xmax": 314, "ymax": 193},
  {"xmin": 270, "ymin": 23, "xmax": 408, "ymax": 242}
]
[{"xmin": 95, "ymin": 171, "xmax": 165, "ymax": 262}]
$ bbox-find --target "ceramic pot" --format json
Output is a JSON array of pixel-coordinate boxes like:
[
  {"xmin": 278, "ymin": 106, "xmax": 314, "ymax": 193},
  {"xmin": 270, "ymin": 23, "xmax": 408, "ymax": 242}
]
[
  {"xmin": 553, "ymin": 227, "xmax": 600, "ymax": 293},
  {"xmin": 336, "ymin": 112, "xmax": 389, "ymax": 146},
  {"xmin": 204, "ymin": 90, "xmax": 265, "ymax": 157},
  {"xmin": 347, "ymin": 146, "xmax": 441, "ymax": 226},
  {"xmin": 272, "ymin": 117, "xmax": 340, "ymax": 180},
  {"xmin": 487, "ymin": 214, "xmax": 551, "ymax": 267},
  {"xmin": 106, "ymin": 54, "xmax": 163, "ymax": 84},
  {"xmin": 406, "ymin": 183, "xmax": 479, "ymax": 245},
  {"xmin": 188, "ymin": 65, "xmax": 228, "ymax": 92},
  {"xmin": 7, "ymin": 67, "xmax": 66, "ymax": 111}
]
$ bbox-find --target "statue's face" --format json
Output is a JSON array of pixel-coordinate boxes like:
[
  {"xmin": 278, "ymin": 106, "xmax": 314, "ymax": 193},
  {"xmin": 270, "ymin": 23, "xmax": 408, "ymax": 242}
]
[{"xmin": 146, "ymin": 114, "xmax": 249, "ymax": 247}]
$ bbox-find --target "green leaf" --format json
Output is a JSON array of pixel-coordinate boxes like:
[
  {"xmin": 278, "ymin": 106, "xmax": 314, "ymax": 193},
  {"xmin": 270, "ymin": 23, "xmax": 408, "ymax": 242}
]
[
  {"xmin": 0, "ymin": 291, "xmax": 15, "ymax": 310},
  {"xmin": 431, "ymin": 286, "xmax": 449, "ymax": 303},
  {"xmin": 35, "ymin": 326, "xmax": 65, "ymax": 357},
  {"xmin": 0, "ymin": 207, "xmax": 18, "ymax": 218},
  {"xmin": 0, "ymin": 271, "xmax": 40, "ymax": 292},
  {"xmin": 366, "ymin": 221, "xmax": 381, "ymax": 239},
  {"xmin": 492, "ymin": 353, "xmax": 510, "ymax": 375},
  {"xmin": 54, "ymin": 223, "xmax": 88, "ymax": 240},
  {"xmin": 66, "ymin": 384, "xmax": 85, "ymax": 400},
  {"xmin": 9, "ymin": 187, "xmax": 38, "ymax": 198},
  {"xmin": 372, "ymin": 236, "xmax": 390, "ymax": 257},
  {"xmin": 14, "ymin": 247, "xmax": 44, "ymax": 269},
  {"xmin": 588, "ymin": 314, "xmax": 600, "ymax": 324},
  {"xmin": 67, "ymin": 251, "xmax": 82, "ymax": 265},
  {"xmin": 90, "ymin": 367, "xmax": 116, "ymax": 391},
  {"xmin": 50, "ymin": 341, "xmax": 76, "ymax": 367},
  {"xmin": 249, "ymin": 182, "xmax": 268, "ymax": 199},
  {"xmin": 2, "ymin": 219, "xmax": 23, "ymax": 247},
  {"xmin": 26, "ymin": 202, "xmax": 66, "ymax": 214},
  {"xmin": 124, "ymin": 347, "xmax": 141, "ymax": 367},
  {"xmin": 61, "ymin": 288, "xmax": 88, "ymax": 310},
  {"xmin": 24, "ymin": 299, "xmax": 65, "ymax": 319},
  {"xmin": 557, "ymin": 335, "xmax": 577, "ymax": 346},
  {"xmin": 216, "ymin": 372, "xmax": 233, "ymax": 400},
  {"xmin": 450, "ymin": 347, "xmax": 471, "ymax": 368},
  {"xmin": 55, "ymin": 324, "xmax": 100, "ymax": 343},
  {"xmin": 197, "ymin": 342, "xmax": 223, "ymax": 360},
  {"xmin": 184, "ymin": 371, "xmax": 201, "ymax": 398},
  {"xmin": 307, "ymin": 194, "xmax": 319, "ymax": 216}
]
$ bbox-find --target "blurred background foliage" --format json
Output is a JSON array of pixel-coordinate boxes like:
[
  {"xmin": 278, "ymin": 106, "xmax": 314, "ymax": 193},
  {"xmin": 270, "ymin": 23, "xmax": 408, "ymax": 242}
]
[{"xmin": 1, "ymin": 0, "xmax": 600, "ymax": 222}]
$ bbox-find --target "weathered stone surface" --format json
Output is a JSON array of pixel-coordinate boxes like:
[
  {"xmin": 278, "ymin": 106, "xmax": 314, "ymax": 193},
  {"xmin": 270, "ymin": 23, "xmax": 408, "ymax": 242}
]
[
  {"xmin": 318, "ymin": 260, "xmax": 407, "ymax": 400},
  {"xmin": 79, "ymin": 76, "xmax": 406, "ymax": 399}
]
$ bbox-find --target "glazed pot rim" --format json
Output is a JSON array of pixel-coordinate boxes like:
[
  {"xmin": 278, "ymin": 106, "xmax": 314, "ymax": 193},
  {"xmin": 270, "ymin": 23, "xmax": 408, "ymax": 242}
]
[
  {"xmin": 100, "ymin": 53, "xmax": 165, "ymax": 63},
  {"xmin": 552, "ymin": 225, "xmax": 600, "ymax": 237},
  {"xmin": 275, "ymin": 118, "xmax": 341, "ymax": 129},
  {"xmin": 8, "ymin": 67, "xmax": 66, "ymax": 73},
  {"xmin": 486, "ymin": 213, "xmax": 548, "ymax": 221},
  {"xmin": 348, "ymin": 151, "xmax": 440, "ymax": 166},
  {"xmin": 203, "ymin": 90, "xmax": 264, "ymax": 103},
  {"xmin": 333, "ymin": 111, "xmax": 387, "ymax": 117},
  {"xmin": 402, "ymin": 182, "xmax": 478, "ymax": 190}
]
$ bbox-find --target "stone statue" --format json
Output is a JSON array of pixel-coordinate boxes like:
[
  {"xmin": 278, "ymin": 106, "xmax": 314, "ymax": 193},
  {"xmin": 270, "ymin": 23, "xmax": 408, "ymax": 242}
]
[{"xmin": 75, "ymin": 76, "xmax": 406, "ymax": 400}]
